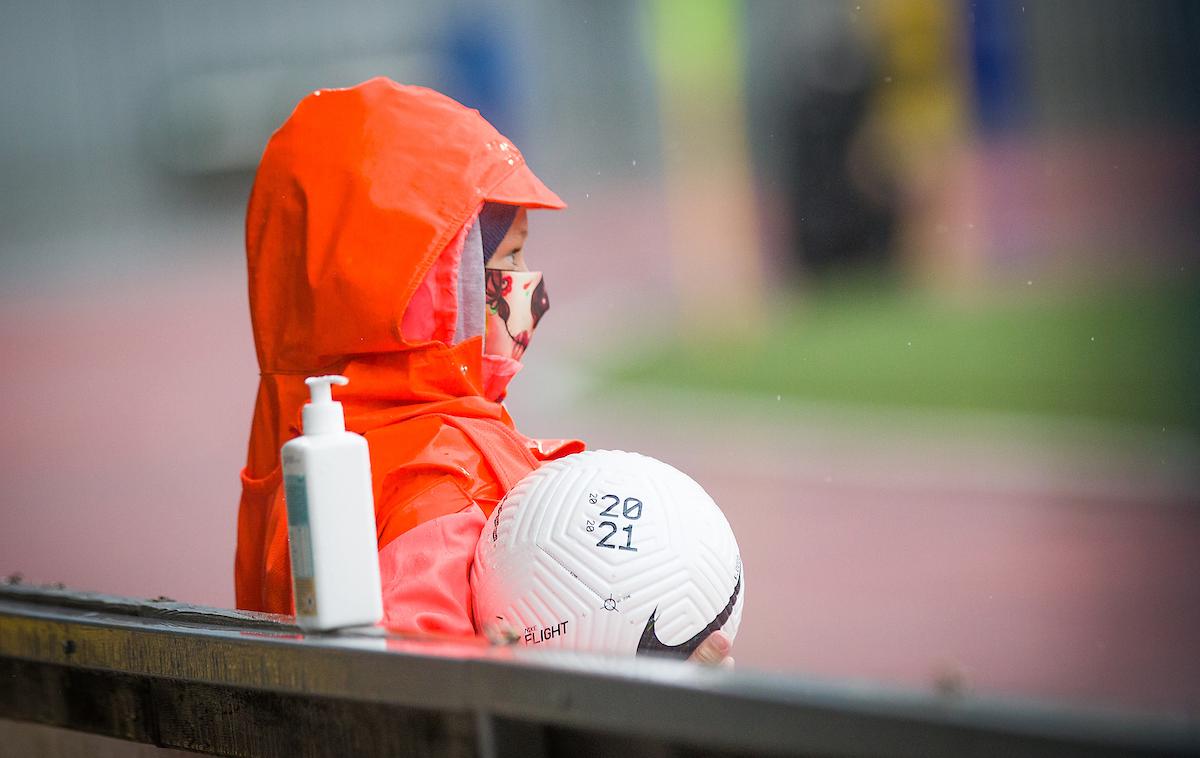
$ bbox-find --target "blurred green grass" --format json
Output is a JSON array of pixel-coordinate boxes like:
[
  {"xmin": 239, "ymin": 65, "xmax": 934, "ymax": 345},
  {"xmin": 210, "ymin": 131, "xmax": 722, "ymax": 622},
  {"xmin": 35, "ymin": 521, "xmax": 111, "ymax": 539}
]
[{"xmin": 609, "ymin": 275, "xmax": 1200, "ymax": 433}]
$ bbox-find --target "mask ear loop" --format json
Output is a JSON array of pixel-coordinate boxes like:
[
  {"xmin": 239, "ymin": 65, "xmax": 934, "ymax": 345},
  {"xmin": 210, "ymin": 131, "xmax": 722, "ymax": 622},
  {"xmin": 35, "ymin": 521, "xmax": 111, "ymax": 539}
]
[{"xmin": 454, "ymin": 210, "xmax": 485, "ymax": 344}]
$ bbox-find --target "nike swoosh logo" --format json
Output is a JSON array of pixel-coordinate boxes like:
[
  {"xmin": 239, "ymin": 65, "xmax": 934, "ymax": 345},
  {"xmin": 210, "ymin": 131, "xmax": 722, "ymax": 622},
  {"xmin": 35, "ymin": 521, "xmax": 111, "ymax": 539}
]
[{"xmin": 636, "ymin": 569, "xmax": 742, "ymax": 659}]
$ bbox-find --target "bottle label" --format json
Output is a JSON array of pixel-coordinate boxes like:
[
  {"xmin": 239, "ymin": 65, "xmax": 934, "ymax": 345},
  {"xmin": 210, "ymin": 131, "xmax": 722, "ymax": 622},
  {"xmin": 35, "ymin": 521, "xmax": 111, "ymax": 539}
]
[{"xmin": 284, "ymin": 472, "xmax": 318, "ymax": 616}]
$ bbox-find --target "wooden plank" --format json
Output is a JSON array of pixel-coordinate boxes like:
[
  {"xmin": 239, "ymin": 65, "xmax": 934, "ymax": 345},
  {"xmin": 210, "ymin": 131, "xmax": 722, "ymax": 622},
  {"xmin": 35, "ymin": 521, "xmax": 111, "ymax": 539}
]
[
  {"xmin": 0, "ymin": 658, "xmax": 476, "ymax": 758},
  {"xmin": 1, "ymin": 586, "xmax": 1196, "ymax": 758}
]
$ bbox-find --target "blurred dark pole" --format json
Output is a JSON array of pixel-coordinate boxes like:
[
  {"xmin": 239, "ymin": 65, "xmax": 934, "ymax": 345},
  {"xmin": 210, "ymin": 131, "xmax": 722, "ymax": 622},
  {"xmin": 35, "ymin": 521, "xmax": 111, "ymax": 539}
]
[
  {"xmin": 782, "ymin": 36, "xmax": 897, "ymax": 276},
  {"xmin": 966, "ymin": 0, "xmax": 1029, "ymax": 135},
  {"xmin": 743, "ymin": 3, "xmax": 900, "ymax": 282}
]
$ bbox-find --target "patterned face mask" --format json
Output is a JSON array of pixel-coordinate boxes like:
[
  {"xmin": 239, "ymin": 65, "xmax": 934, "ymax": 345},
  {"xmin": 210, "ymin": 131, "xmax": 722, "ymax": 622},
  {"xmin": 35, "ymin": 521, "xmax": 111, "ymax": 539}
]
[{"xmin": 484, "ymin": 268, "xmax": 549, "ymax": 362}]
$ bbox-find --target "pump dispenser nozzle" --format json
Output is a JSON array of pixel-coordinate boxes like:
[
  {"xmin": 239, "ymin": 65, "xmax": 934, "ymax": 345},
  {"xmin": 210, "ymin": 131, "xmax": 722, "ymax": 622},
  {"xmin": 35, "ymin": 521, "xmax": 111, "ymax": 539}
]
[{"xmin": 302, "ymin": 375, "xmax": 349, "ymax": 435}]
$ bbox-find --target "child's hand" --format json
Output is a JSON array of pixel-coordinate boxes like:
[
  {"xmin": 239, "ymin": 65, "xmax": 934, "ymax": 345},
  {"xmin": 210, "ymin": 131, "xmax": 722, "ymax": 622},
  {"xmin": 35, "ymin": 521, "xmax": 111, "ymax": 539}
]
[{"xmin": 688, "ymin": 630, "xmax": 734, "ymax": 668}]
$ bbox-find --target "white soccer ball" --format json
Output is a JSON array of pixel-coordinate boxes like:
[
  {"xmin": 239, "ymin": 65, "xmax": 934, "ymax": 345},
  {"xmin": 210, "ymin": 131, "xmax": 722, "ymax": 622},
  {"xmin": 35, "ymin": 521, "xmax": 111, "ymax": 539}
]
[{"xmin": 471, "ymin": 450, "xmax": 744, "ymax": 658}]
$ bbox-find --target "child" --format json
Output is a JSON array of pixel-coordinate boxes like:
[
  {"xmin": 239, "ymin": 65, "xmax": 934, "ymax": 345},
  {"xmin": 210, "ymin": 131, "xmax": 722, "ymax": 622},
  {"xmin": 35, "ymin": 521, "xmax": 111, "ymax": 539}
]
[{"xmin": 235, "ymin": 78, "xmax": 730, "ymax": 664}]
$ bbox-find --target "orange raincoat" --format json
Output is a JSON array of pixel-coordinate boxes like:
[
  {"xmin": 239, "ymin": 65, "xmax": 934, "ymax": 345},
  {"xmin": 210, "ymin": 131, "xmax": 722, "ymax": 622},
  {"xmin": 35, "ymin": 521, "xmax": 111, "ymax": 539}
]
[{"xmin": 235, "ymin": 78, "xmax": 583, "ymax": 634}]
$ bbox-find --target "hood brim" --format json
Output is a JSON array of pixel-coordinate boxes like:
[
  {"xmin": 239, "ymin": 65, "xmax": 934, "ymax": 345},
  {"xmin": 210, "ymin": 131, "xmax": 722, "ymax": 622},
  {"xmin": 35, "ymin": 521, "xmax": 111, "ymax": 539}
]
[{"xmin": 486, "ymin": 163, "xmax": 567, "ymax": 209}]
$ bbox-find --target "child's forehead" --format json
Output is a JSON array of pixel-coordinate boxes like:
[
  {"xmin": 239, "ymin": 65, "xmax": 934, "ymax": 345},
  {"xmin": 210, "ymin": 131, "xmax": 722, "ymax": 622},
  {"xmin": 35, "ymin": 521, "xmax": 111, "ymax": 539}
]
[{"xmin": 510, "ymin": 208, "xmax": 529, "ymax": 237}]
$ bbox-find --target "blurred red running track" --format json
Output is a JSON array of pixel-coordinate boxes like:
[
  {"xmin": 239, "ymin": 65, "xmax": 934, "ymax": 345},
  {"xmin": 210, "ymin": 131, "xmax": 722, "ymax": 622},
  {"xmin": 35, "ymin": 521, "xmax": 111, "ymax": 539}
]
[{"xmin": 2, "ymin": 266, "xmax": 1198, "ymax": 717}]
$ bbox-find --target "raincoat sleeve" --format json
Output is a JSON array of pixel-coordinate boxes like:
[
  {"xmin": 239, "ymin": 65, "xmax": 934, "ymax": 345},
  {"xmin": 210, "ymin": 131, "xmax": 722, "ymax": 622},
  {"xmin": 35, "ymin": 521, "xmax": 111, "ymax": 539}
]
[
  {"xmin": 376, "ymin": 479, "xmax": 486, "ymax": 638},
  {"xmin": 369, "ymin": 427, "xmax": 583, "ymax": 638}
]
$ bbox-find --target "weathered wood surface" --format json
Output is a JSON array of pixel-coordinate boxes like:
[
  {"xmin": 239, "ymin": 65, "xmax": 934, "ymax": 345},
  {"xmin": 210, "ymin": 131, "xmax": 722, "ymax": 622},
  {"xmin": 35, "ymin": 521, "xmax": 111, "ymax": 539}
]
[
  {"xmin": 0, "ymin": 720, "xmax": 197, "ymax": 758},
  {"xmin": 1, "ymin": 584, "xmax": 1196, "ymax": 757}
]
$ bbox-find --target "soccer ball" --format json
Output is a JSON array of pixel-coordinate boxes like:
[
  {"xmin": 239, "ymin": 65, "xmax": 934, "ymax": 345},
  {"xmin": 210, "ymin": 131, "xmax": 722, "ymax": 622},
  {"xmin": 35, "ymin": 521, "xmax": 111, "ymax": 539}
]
[{"xmin": 472, "ymin": 450, "xmax": 744, "ymax": 658}]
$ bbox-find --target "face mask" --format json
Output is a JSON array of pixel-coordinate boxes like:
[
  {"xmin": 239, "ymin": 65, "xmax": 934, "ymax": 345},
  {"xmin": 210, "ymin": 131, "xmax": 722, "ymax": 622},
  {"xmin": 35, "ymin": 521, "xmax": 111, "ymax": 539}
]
[{"xmin": 484, "ymin": 268, "xmax": 548, "ymax": 362}]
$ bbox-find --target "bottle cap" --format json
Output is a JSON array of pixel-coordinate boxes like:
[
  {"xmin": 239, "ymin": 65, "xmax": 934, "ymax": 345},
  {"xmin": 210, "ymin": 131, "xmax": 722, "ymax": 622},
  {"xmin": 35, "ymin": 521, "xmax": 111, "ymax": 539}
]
[{"xmin": 302, "ymin": 375, "xmax": 349, "ymax": 435}]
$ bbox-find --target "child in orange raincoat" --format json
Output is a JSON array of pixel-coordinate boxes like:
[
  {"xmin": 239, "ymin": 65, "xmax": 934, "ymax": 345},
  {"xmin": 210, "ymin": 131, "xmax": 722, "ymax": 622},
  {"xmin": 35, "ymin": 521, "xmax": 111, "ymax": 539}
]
[{"xmin": 235, "ymin": 78, "xmax": 730, "ymax": 664}]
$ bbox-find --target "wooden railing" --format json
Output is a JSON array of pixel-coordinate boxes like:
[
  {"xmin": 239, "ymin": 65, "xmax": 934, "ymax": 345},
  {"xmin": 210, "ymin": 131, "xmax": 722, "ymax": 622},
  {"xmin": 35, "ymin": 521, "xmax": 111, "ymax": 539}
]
[{"xmin": 1, "ymin": 584, "xmax": 1195, "ymax": 757}]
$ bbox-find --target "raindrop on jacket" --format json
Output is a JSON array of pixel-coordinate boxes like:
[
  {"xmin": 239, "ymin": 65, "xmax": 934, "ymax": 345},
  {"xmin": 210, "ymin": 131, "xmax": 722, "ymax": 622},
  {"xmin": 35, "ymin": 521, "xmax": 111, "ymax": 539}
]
[{"xmin": 235, "ymin": 78, "xmax": 584, "ymax": 635}]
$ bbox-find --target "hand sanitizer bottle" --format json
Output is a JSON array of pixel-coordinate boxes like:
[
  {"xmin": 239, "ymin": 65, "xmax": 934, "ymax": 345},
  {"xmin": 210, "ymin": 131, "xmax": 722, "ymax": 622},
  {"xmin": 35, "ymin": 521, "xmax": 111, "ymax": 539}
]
[{"xmin": 281, "ymin": 375, "xmax": 383, "ymax": 631}]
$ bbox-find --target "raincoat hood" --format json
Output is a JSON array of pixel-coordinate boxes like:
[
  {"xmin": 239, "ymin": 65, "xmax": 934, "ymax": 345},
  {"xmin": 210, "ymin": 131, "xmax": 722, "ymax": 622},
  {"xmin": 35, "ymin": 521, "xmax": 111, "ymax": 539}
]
[
  {"xmin": 237, "ymin": 78, "xmax": 585, "ymax": 616},
  {"xmin": 243, "ymin": 77, "xmax": 564, "ymax": 473}
]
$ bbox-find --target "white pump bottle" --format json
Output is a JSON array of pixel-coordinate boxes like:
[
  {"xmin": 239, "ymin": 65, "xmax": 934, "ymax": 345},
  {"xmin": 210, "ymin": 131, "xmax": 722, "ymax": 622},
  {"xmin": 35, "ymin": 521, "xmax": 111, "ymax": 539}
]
[{"xmin": 281, "ymin": 375, "xmax": 383, "ymax": 631}]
